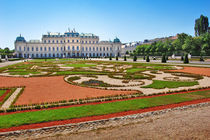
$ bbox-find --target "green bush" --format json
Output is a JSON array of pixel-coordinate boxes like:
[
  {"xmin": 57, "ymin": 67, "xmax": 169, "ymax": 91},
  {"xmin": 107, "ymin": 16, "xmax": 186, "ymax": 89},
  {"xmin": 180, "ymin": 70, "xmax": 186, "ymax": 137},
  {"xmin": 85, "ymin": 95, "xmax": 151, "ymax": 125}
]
[
  {"xmin": 200, "ymin": 55, "xmax": 204, "ymax": 61},
  {"xmin": 161, "ymin": 54, "xmax": 166, "ymax": 63},
  {"xmin": 124, "ymin": 55, "xmax": 127, "ymax": 61},
  {"xmin": 109, "ymin": 56, "xmax": 112, "ymax": 60},
  {"xmin": 143, "ymin": 55, "xmax": 145, "ymax": 60},
  {"xmin": 116, "ymin": 56, "xmax": 118, "ymax": 61},
  {"xmin": 184, "ymin": 54, "xmax": 189, "ymax": 64},
  {"xmin": 146, "ymin": 55, "xmax": 150, "ymax": 62},
  {"xmin": 133, "ymin": 55, "xmax": 137, "ymax": 61},
  {"xmin": 181, "ymin": 55, "xmax": 184, "ymax": 61}
]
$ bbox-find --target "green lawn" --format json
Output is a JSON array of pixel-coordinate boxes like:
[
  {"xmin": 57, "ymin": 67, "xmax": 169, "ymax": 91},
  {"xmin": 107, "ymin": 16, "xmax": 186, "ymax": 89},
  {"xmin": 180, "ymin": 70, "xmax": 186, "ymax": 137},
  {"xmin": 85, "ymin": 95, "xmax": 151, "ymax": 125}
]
[
  {"xmin": 0, "ymin": 90, "xmax": 6, "ymax": 97},
  {"xmin": 0, "ymin": 90, "xmax": 209, "ymax": 129},
  {"xmin": 10, "ymin": 71, "xmax": 41, "ymax": 75},
  {"xmin": 126, "ymin": 68, "xmax": 147, "ymax": 73},
  {"xmin": 63, "ymin": 63, "xmax": 96, "ymax": 68},
  {"xmin": 142, "ymin": 80, "xmax": 199, "ymax": 89}
]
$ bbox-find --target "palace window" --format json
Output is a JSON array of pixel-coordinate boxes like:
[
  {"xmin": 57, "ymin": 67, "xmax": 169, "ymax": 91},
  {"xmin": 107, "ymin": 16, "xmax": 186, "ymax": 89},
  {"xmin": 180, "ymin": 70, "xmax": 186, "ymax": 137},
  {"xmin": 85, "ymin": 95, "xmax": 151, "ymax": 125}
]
[
  {"xmin": 57, "ymin": 47, "xmax": 59, "ymax": 51},
  {"xmin": 44, "ymin": 40, "xmax": 46, "ymax": 43},
  {"xmin": 107, "ymin": 47, "xmax": 109, "ymax": 51},
  {"xmin": 93, "ymin": 41, "xmax": 95, "ymax": 44},
  {"xmin": 77, "ymin": 46, "xmax": 79, "ymax": 51},
  {"xmin": 100, "ymin": 47, "xmax": 102, "ymax": 51},
  {"xmin": 44, "ymin": 47, "xmax": 46, "ymax": 51},
  {"xmin": 48, "ymin": 40, "xmax": 50, "ymax": 43},
  {"xmin": 103, "ymin": 47, "xmax": 105, "ymax": 51},
  {"xmin": 36, "ymin": 47, "xmax": 38, "ymax": 51},
  {"xmin": 86, "ymin": 41, "xmax": 87, "ymax": 44},
  {"xmin": 27, "ymin": 47, "xmax": 29, "ymax": 51},
  {"xmin": 57, "ymin": 40, "xmax": 58, "ymax": 43},
  {"xmin": 68, "ymin": 40, "xmax": 70, "ymax": 43},
  {"xmin": 24, "ymin": 47, "xmax": 26, "ymax": 51},
  {"xmin": 96, "ymin": 47, "xmax": 98, "ymax": 51},
  {"xmin": 72, "ymin": 46, "xmax": 75, "ymax": 51},
  {"xmin": 89, "ymin": 41, "xmax": 91, "ymax": 44},
  {"xmin": 86, "ymin": 47, "xmax": 88, "ymax": 51},
  {"xmin": 40, "ymin": 47, "xmax": 42, "ymax": 51},
  {"xmin": 53, "ymin": 47, "xmax": 55, "ymax": 51},
  {"xmin": 72, "ymin": 40, "xmax": 74, "ymax": 43},
  {"xmin": 32, "ymin": 47, "xmax": 34, "ymax": 51},
  {"xmin": 89, "ymin": 47, "xmax": 91, "ymax": 51},
  {"xmin": 77, "ymin": 40, "xmax": 79, "ymax": 43},
  {"xmin": 52, "ymin": 40, "xmax": 54, "ymax": 43},
  {"xmin": 82, "ymin": 47, "xmax": 84, "ymax": 51},
  {"xmin": 60, "ymin": 40, "xmax": 62, "ymax": 43},
  {"xmin": 93, "ymin": 47, "xmax": 95, "ymax": 51},
  {"xmin": 68, "ymin": 46, "xmax": 70, "ymax": 50},
  {"xmin": 49, "ymin": 47, "xmax": 51, "ymax": 51}
]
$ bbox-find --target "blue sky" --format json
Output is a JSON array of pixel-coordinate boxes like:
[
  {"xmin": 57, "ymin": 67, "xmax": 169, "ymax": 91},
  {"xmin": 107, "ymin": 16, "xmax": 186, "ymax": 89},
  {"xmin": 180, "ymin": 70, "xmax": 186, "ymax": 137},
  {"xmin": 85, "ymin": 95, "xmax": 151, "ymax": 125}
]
[{"xmin": 0, "ymin": 0, "xmax": 210, "ymax": 49}]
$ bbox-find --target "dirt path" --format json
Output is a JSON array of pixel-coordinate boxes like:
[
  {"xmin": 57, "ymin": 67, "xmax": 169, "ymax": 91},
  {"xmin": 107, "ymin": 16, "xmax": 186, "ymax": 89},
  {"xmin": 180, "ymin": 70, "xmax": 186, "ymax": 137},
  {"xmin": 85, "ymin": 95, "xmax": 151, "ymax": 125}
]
[{"xmin": 40, "ymin": 105, "xmax": 210, "ymax": 140}]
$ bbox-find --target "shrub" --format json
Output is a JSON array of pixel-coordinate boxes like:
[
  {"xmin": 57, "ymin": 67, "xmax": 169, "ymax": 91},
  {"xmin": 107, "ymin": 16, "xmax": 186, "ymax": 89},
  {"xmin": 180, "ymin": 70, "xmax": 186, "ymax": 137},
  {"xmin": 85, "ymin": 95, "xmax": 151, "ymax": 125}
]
[
  {"xmin": 161, "ymin": 54, "xmax": 166, "ymax": 63},
  {"xmin": 0, "ymin": 59, "xmax": 2, "ymax": 63},
  {"xmin": 200, "ymin": 55, "xmax": 204, "ymax": 61},
  {"xmin": 116, "ymin": 56, "xmax": 118, "ymax": 61},
  {"xmin": 109, "ymin": 56, "xmax": 112, "ymax": 60},
  {"xmin": 146, "ymin": 55, "xmax": 150, "ymax": 62},
  {"xmin": 124, "ymin": 55, "xmax": 127, "ymax": 61},
  {"xmin": 184, "ymin": 54, "xmax": 189, "ymax": 64},
  {"xmin": 133, "ymin": 55, "xmax": 137, "ymax": 61},
  {"xmin": 181, "ymin": 55, "xmax": 184, "ymax": 61},
  {"xmin": 143, "ymin": 55, "xmax": 145, "ymax": 60}
]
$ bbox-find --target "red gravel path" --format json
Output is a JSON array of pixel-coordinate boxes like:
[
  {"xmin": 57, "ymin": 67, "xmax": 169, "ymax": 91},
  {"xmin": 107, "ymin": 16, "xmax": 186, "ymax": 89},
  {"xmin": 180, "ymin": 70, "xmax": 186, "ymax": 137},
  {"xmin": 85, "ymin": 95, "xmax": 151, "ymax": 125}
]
[
  {"xmin": 170, "ymin": 66, "xmax": 210, "ymax": 76},
  {"xmin": 0, "ymin": 76, "xmax": 137, "ymax": 105},
  {"xmin": 0, "ymin": 98, "xmax": 209, "ymax": 132}
]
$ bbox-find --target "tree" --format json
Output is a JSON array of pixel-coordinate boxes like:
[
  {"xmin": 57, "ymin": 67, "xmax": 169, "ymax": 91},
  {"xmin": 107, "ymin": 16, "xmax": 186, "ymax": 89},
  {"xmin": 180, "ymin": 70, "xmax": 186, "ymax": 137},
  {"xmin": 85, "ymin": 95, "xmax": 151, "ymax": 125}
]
[
  {"xmin": 126, "ymin": 51, "xmax": 129, "ymax": 55},
  {"xmin": 124, "ymin": 55, "xmax": 127, "ymax": 61},
  {"xmin": 184, "ymin": 54, "xmax": 189, "ymax": 64},
  {"xmin": 133, "ymin": 55, "xmax": 137, "ymax": 61},
  {"xmin": 181, "ymin": 55, "xmax": 184, "ymax": 61},
  {"xmin": 146, "ymin": 55, "xmax": 150, "ymax": 62},
  {"xmin": 161, "ymin": 54, "xmax": 166, "ymax": 63},
  {"xmin": 195, "ymin": 15, "xmax": 209, "ymax": 36},
  {"xmin": 182, "ymin": 36, "xmax": 194, "ymax": 54}
]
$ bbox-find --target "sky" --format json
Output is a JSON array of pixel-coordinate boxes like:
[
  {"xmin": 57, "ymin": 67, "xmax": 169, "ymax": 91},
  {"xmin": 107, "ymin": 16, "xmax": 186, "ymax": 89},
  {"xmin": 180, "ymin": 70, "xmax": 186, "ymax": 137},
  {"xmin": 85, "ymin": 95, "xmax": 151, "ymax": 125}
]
[{"xmin": 0, "ymin": 0, "xmax": 210, "ymax": 49}]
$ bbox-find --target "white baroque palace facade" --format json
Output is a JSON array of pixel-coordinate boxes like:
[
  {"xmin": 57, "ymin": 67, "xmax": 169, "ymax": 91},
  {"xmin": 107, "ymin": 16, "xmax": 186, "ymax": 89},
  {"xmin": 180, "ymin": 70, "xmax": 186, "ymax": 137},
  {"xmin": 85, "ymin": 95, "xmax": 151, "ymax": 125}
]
[{"xmin": 15, "ymin": 30, "xmax": 121, "ymax": 58}]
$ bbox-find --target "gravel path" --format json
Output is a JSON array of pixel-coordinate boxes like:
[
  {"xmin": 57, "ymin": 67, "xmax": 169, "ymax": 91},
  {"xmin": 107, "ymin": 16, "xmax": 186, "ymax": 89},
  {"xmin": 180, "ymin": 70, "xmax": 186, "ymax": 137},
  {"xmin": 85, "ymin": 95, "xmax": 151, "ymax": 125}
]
[
  {"xmin": 0, "ymin": 88, "xmax": 22, "ymax": 109},
  {"xmin": 41, "ymin": 105, "xmax": 210, "ymax": 140}
]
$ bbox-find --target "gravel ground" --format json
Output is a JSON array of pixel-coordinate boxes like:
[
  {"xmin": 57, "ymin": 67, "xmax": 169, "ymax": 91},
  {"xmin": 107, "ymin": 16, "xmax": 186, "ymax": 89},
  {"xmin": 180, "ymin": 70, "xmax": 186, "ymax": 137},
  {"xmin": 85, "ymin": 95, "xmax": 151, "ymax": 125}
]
[{"xmin": 39, "ymin": 105, "xmax": 210, "ymax": 140}]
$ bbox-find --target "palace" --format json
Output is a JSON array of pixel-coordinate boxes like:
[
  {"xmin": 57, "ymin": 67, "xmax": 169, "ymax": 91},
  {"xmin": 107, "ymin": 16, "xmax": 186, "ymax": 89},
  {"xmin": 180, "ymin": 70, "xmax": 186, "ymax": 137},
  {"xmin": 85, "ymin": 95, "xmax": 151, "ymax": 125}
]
[{"xmin": 15, "ymin": 29, "xmax": 121, "ymax": 58}]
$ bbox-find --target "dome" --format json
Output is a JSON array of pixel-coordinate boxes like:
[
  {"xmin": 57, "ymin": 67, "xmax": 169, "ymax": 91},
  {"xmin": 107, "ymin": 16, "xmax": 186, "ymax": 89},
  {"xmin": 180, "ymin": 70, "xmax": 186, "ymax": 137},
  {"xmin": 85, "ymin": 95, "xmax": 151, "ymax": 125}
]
[
  {"xmin": 15, "ymin": 34, "xmax": 26, "ymax": 43},
  {"xmin": 113, "ymin": 37, "xmax": 120, "ymax": 43}
]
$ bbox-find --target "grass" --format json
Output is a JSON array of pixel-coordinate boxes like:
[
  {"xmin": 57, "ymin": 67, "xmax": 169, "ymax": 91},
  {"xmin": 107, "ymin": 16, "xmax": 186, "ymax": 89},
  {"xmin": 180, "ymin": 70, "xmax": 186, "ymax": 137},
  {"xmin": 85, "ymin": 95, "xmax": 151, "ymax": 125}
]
[
  {"xmin": 126, "ymin": 68, "xmax": 147, "ymax": 73},
  {"xmin": 0, "ymin": 90, "xmax": 6, "ymax": 97},
  {"xmin": 0, "ymin": 90, "xmax": 209, "ymax": 129},
  {"xmin": 63, "ymin": 63, "xmax": 96, "ymax": 68},
  {"xmin": 142, "ymin": 80, "xmax": 199, "ymax": 89},
  {"xmin": 56, "ymin": 71, "xmax": 106, "ymax": 75},
  {"xmin": 10, "ymin": 71, "xmax": 41, "ymax": 75}
]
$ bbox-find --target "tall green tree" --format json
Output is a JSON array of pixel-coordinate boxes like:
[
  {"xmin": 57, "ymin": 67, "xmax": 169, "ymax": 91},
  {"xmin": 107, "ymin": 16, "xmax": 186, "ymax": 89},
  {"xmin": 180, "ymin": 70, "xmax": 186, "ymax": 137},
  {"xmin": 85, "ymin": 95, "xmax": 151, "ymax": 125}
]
[{"xmin": 195, "ymin": 15, "xmax": 209, "ymax": 36}]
